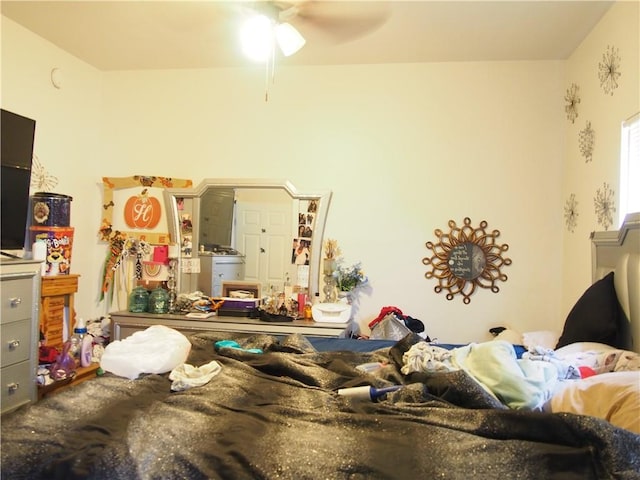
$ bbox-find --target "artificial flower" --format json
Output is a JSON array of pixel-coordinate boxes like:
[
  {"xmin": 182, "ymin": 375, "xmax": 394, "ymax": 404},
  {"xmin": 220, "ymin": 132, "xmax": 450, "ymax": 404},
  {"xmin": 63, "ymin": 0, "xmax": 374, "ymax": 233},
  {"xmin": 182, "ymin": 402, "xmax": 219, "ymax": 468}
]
[{"xmin": 334, "ymin": 260, "xmax": 368, "ymax": 292}]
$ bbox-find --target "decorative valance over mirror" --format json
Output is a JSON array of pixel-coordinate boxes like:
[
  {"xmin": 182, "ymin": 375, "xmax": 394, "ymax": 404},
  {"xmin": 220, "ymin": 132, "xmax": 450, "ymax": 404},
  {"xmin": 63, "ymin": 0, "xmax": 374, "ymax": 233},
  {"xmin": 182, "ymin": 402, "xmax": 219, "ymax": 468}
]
[{"xmin": 164, "ymin": 179, "xmax": 332, "ymax": 298}]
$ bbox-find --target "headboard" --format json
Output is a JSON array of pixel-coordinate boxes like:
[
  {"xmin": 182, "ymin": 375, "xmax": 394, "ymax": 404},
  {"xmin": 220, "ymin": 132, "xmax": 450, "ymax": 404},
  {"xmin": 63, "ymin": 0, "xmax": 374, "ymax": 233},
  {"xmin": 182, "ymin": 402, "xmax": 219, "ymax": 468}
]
[{"xmin": 591, "ymin": 212, "xmax": 640, "ymax": 353}]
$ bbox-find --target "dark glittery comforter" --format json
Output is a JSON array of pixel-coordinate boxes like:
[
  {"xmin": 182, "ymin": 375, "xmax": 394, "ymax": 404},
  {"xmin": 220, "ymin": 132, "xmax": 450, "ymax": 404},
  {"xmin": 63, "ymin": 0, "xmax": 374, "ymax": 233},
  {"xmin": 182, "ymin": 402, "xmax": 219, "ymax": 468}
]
[{"xmin": 2, "ymin": 332, "xmax": 639, "ymax": 480}]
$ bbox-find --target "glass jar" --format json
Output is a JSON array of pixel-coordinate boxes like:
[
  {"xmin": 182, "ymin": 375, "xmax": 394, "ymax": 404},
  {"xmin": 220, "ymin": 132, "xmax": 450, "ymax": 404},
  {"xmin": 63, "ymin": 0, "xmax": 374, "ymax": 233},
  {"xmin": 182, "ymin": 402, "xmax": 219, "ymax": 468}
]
[
  {"xmin": 128, "ymin": 286, "xmax": 149, "ymax": 313},
  {"xmin": 148, "ymin": 286, "xmax": 169, "ymax": 314}
]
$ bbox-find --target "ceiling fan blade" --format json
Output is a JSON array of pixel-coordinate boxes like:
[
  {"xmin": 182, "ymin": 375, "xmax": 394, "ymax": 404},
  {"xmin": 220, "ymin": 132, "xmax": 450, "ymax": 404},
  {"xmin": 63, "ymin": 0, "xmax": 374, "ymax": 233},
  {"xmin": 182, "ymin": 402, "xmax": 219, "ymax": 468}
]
[{"xmin": 291, "ymin": 1, "xmax": 391, "ymax": 43}]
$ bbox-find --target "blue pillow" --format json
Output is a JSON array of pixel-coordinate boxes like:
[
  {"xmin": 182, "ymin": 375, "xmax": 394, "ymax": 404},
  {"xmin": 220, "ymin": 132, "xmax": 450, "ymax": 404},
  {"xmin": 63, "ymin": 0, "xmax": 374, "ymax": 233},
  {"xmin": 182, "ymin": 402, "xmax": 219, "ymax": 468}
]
[{"xmin": 556, "ymin": 272, "xmax": 632, "ymax": 350}]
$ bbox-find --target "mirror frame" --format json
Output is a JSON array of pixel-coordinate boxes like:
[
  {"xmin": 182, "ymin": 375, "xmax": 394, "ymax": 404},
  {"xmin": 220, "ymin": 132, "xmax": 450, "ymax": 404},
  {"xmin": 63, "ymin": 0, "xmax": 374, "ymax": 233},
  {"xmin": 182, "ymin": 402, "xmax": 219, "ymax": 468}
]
[
  {"xmin": 164, "ymin": 178, "xmax": 332, "ymax": 298},
  {"xmin": 447, "ymin": 242, "xmax": 487, "ymax": 281},
  {"xmin": 422, "ymin": 217, "xmax": 511, "ymax": 304}
]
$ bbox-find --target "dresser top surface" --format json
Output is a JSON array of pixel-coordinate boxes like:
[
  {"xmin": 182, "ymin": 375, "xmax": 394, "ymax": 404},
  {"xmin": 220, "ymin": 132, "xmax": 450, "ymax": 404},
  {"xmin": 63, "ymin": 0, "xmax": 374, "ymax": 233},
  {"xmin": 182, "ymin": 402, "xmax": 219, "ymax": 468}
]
[
  {"xmin": 111, "ymin": 310, "xmax": 347, "ymax": 330},
  {"xmin": 0, "ymin": 258, "xmax": 42, "ymax": 276}
]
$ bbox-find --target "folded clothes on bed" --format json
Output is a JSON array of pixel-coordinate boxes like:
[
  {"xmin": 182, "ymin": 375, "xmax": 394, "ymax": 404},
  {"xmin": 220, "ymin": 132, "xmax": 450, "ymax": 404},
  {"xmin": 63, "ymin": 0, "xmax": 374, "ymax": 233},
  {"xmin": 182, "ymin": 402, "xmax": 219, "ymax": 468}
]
[
  {"xmin": 402, "ymin": 340, "xmax": 562, "ymax": 409},
  {"xmin": 522, "ymin": 346, "xmax": 582, "ymax": 380},
  {"xmin": 554, "ymin": 344, "xmax": 640, "ymax": 374},
  {"xmin": 368, "ymin": 306, "xmax": 430, "ymax": 340}
]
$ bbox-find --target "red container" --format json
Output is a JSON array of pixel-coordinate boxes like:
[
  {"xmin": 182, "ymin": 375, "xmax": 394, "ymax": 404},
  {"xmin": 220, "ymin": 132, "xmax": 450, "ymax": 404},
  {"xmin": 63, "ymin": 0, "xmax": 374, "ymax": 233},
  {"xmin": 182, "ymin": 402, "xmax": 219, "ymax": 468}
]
[{"xmin": 29, "ymin": 226, "xmax": 74, "ymax": 276}]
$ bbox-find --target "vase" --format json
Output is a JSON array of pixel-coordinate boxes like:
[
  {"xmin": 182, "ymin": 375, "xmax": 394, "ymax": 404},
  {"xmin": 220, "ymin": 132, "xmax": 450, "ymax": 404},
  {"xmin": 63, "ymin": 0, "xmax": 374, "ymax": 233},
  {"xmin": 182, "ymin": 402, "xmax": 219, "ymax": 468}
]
[
  {"xmin": 337, "ymin": 291, "xmax": 352, "ymax": 304},
  {"xmin": 323, "ymin": 258, "xmax": 336, "ymax": 276},
  {"xmin": 322, "ymin": 259, "xmax": 337, "ymax": 302},
  {"xmin": 148, "ymin": 286, "xmax": 170, "ymax": 314},
  {"xmin": 128, "ymin": 286, "xmax": 149, "ymax": 313}
]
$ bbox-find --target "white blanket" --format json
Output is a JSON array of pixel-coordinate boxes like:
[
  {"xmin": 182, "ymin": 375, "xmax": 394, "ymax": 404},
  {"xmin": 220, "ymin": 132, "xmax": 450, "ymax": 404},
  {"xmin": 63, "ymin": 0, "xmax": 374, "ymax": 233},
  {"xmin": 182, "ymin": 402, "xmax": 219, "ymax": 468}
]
[{"xmin": 402, "ymin": 340, "xmax": 560, "ymax": 409}]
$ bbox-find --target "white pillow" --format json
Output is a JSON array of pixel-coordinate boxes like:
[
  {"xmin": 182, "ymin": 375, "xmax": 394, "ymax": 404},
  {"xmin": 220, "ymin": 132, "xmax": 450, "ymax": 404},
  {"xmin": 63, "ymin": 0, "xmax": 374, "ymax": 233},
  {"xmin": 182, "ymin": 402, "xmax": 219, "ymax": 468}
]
[
  {"xmin": 493, "ymin": 328, "xmax": 523, "ymax": 345},
  {"xmin": 545, "ymin": 371, "xmax": 640, "ymax": 434},
  {"xmin": 521, "ymin": 330, "xmax": 559, "ymax": 350},
  {"xmin": 554, "ymin": 342, "xmax": 616, "ymax": 356}
]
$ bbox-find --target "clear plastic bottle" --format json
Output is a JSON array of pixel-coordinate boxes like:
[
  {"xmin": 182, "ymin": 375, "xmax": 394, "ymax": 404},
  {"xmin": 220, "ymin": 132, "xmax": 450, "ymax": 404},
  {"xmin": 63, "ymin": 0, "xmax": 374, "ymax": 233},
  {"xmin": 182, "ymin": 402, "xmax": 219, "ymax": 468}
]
[
  {"xmin": 80, "ymin": 334, "xmax": 93, "ymax": 367},
  {"xmin": 51, "ymin": 341, "xmax": 76, "ymax": 380},
  {"xmin": 68, "ymin": 318, "xmax": 87, "ymax": 365}
]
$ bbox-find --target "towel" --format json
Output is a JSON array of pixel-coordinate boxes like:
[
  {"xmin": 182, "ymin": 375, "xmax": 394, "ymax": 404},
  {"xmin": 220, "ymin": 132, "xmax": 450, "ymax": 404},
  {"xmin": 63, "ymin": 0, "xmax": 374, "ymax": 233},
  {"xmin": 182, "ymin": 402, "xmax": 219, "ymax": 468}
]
[{"xmin": 169, "ymin": 360, "xmax": 222, "ymax": 392}]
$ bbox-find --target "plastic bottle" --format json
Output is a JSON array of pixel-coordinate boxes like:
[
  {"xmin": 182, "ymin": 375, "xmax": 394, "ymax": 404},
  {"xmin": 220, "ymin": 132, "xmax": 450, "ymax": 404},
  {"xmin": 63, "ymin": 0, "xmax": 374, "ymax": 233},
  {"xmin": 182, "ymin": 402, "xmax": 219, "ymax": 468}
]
[
  {"xmin": 337, "ymin": 385, "xmax": 402, "ymax": 402},
  {"xmin": 303, "ymin": 300, "xmax": 313, "ymax": 320},
  {"xmin": 80, "ymin": 334, "xmax": 93, "ymax": 367},
  {"xmin": 284, "ymin": 274, "xmax": 293, "ymax": 300},
  {"xmin": 50, "ymin": 341, "xmax": 76, "ymax": 380},
  {"xmin": 68, "ymin": 318, "xmax": 87, "ymax": 365}
]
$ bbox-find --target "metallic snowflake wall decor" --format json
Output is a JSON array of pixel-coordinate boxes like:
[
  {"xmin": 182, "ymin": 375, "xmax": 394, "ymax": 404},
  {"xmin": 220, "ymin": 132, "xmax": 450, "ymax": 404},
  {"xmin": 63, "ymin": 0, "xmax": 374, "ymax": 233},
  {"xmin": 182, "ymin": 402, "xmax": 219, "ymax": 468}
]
[
  {"xmin": 598, "ymin": 45, "xmax": 621, "ymax": 96},
  {"xmin": 594, "ymin": 182, "xmax": 616, "ymax": 231},
  {"xmin": 30, "ymin": 155, "xmax": 59, "ymax": 192},
  {"xmin": 564, "ymin": 194, "xmax": 579, "ymax": 233},
  {"xmin": 564, "ymin": 83, "xmax": 580, "ymax": 123},
  {"xmin": 579, "ymin": 121, "xmax": 595, "ymax": 162}
]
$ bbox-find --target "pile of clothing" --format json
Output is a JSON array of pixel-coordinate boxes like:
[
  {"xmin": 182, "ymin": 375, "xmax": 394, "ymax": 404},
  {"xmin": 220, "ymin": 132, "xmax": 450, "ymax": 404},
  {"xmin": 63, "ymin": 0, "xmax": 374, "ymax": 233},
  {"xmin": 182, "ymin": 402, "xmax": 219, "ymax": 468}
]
[{"xmin": 368, "ymin": 306, "xmax": 430, "ymax": 341}]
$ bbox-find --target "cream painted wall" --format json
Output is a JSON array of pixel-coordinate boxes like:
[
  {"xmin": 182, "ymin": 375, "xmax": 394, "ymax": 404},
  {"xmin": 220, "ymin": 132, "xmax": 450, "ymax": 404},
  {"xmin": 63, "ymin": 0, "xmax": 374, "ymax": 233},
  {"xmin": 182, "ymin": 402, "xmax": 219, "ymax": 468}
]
[
  {"xmin": 100, "ymin": 61, "xmax": 565, "ymax": 343},
  {"xmin": 1, "ymin": 17, "xmax": 105, "ymax": 322},
  {"xmin": 561, "ymin": 2, "xmax": 640, "ymax": 317},
  {"xmin": 8, "ymin": 10, "xmax": 626, "ymax": 344}
]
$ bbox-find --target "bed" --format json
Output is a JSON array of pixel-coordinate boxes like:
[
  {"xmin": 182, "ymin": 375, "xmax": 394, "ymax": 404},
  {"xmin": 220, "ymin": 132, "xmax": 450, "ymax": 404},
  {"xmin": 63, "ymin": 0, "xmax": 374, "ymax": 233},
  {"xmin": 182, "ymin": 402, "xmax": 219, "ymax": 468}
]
[{"xmin": 1, "ymin": 213, "xmax": 639, "ymax": 479}]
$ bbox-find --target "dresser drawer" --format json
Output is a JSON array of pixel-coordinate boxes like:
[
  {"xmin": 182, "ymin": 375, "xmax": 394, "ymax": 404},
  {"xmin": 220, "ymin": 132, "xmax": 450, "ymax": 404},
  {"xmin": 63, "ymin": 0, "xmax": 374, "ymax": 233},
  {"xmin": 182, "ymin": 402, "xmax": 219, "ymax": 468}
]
[
  {"xmin": 1, "ymin": 361, "xmax": 33, "ymax": 414},
  {"xmin": 1, "ymin": 277, "xmax": 33, "ymax": 325},
  {"xmin": 1, "ymin": 319, "xmax": 32, "ymax": 368}
]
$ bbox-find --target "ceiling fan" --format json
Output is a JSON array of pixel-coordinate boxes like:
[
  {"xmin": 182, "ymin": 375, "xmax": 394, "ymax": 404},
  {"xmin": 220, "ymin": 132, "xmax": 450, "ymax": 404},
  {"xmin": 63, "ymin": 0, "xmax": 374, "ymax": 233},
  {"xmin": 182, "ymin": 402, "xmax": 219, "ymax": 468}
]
[{"xmin": 239, "ymin": 1, "xmax": 392, "ymax": 61}]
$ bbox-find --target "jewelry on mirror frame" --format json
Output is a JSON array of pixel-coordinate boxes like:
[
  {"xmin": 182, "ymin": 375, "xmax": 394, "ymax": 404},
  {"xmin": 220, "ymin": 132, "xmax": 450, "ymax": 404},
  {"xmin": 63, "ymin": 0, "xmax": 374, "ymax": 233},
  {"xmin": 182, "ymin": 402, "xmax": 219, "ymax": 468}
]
[{"xmin": 167, "ymin": 257, "xmax": 178, "ymax": 313}]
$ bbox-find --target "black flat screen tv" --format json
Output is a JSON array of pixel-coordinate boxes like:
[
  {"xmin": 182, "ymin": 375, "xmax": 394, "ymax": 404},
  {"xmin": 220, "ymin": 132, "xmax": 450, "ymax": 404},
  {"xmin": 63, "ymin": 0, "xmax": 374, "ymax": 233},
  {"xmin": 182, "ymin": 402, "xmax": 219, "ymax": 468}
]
[{"xmin": 1, "ymin": 109, "xmax": 36, "ymax": 254}]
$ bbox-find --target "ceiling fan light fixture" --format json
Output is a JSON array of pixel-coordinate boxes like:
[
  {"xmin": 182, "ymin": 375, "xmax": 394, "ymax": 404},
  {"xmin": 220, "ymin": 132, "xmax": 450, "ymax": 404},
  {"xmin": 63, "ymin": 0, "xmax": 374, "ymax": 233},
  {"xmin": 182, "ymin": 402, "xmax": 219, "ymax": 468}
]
[
  {"xmin": 275, "ymin": 22, "xmax": 306, "ymax": 57},
  {"xmin": 240, "ymin": 14, "xmax": 274, "ymax": 62}
]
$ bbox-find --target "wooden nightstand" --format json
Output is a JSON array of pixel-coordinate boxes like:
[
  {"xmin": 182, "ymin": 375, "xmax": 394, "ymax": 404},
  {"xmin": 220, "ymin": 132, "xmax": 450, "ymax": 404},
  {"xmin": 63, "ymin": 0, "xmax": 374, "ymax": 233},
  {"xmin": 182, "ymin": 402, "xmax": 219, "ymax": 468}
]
[
  {"xmin": 39, "ymin": 274, "xmax": 79, "ymax": 349},
  {"xmin": 37, "ymin": 363, "xmax": 100, "ymax": 400}
]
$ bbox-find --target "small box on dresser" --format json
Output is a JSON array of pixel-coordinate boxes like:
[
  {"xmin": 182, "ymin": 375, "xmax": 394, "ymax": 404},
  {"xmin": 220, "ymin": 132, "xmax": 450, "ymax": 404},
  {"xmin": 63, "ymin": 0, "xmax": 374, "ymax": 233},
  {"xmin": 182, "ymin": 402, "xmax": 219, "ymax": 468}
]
[{"xmin": 1, "ymin": 259, "xmax": 41, "ymax": 414}]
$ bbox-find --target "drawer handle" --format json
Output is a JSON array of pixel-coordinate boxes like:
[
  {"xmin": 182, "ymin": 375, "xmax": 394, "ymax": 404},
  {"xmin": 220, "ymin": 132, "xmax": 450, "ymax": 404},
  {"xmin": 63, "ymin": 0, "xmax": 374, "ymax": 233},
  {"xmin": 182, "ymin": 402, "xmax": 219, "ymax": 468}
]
[
  {"xmin": 8, "ymin": 340, "xmax": 20, "ymax": 350},
  {"xmin": 9, "ymin": 297, "xmax": 22, "ymax": 307},
  {"xmin": 7, "ymin": 382, "xmax": 19, "ymax": 393}
]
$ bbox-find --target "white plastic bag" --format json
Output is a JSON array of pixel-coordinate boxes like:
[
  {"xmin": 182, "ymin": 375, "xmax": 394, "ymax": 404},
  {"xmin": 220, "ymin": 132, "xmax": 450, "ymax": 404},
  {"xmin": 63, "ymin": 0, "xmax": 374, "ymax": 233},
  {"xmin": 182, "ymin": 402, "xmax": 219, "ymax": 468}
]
[
  {"xmin": 101, "ymin": 325, "xmax": 191, "ymax": 379},
  {"xmin": 369, "ymin": 313, "xmax": 413, "ymax": 340}
]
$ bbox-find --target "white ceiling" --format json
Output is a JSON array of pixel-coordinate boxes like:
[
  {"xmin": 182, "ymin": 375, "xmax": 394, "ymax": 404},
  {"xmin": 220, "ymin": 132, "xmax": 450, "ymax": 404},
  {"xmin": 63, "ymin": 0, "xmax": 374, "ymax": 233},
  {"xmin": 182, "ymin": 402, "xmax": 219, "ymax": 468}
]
[{"xmin": 1, "ymin": 1, "xmax": 614, "ymax": 71}]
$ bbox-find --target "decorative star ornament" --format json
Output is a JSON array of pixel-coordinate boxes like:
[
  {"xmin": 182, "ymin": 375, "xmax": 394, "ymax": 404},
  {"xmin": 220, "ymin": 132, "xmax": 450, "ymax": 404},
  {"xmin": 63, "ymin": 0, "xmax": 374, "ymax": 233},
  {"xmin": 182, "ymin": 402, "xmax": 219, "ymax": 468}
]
[
  {"xmin": 598, "ymin": 45, "xmax": 622, "ymax": 96},
  {"xmin": 594, "ymin": 182, "xmax": 616, "ymax": 231},
  {"xmin": 564, "ymin": 83, "xmax": 580, "ymax": 123},
  {"xmin": 579, "ymin": 121, "xmax": 595, "ymax": 163},
  {"xmin": 564, "ymin": 194, "xmax": 579, "ymax": 233},
  {"xmin": 30, "ymin": 155, "xmax": 59, "ymax": 192}
]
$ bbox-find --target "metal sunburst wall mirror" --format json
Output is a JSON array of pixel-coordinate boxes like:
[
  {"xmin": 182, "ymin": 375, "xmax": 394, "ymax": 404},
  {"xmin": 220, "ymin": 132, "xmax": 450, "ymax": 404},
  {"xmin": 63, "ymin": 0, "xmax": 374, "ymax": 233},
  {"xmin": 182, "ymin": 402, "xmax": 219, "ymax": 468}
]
[{"xmin": 423, "ymin": 217, "xmax": 512, "ymax": 304}]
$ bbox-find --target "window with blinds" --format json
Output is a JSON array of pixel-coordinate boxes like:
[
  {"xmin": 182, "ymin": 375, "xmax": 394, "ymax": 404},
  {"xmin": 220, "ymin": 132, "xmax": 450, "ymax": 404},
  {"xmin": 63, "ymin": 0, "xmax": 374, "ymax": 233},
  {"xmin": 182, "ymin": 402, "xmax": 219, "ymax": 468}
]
[{"xmin": 619, "ymin": 112, "xmax": 640, "ymax": 227}]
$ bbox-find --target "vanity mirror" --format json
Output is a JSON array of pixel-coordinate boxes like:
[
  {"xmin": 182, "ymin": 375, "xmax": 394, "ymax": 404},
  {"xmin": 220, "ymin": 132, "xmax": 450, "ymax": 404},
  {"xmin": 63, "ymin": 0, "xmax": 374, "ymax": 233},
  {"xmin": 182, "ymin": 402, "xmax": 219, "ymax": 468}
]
[{"xmin": 164, "ymin": 179, "xmax": 332, "ymax": 298}]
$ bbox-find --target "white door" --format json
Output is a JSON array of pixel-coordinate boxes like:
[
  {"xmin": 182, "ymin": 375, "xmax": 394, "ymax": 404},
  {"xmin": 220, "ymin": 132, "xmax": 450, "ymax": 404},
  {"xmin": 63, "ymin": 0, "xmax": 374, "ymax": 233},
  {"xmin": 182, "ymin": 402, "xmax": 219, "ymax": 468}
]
[{"xmin": 235, "ymin": 189, "xmax": 294, "ymax": 293}]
